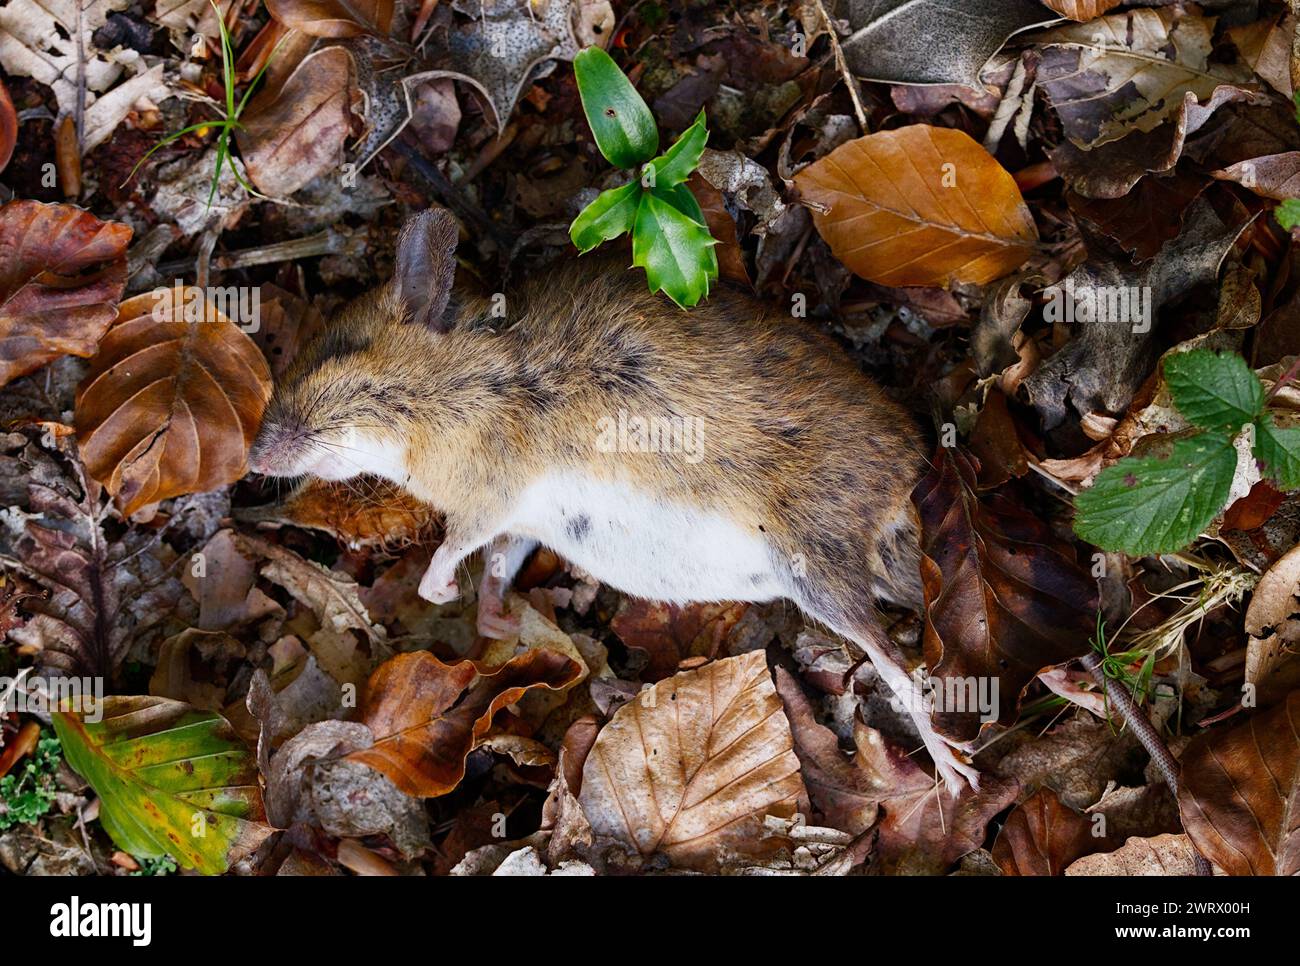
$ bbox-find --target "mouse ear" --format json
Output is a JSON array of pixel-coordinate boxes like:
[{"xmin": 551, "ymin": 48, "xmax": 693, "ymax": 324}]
[{"xmin": 394, "ymin": 207, "xmax": 459, "ymax": 332}]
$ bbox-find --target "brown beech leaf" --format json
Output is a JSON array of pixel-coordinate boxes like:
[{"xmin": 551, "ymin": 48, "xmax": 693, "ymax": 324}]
[
  {"xmin": 993, "ymin": 786, "xmax": 1109, "ymax": 875},
  {"xmin": 1040, "ymin": 0, "xmax": 1121, "ymax": 21},
  {"xmin": 264, "ymin": 0, "xmax": 393, "ymax": 38},
  {"xmin": 1178, "ymin": 690, "xmax": 1300, "ymax": 876},
  {"xmin": 236, "ymin": 45, "xmax": 356, "ymax": 198},
  {"xmin": 1243, "ymin": 542, "xmax": 1300, "ymax": 694},
  {"xmin": 578, "ymin": 650, "xmax": 807, "ymax": 873},
  {"xmin": 0, "ymin": 201, "xmax": 131, "ymax": 387},
  {"xmin": 348, "ymin": 649, "xmax": 583, "ymax": 797},
  {"xmin": 74, "ymin": 286, "xmax": 272, "ymax": 516},
  {"xmin": 794, "ymin": 126, "xmax": 1038, "ymax": 288},
  {"xmin": 238, "ymin": 477, "xmax": 440, "ymax": 548},
  {"xmin": 911, "ymin": 447, "xmax": 1099, "ymax": 741}
]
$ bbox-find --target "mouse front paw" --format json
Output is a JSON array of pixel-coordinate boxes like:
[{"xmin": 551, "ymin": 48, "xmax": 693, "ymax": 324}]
[{"xmin": 418, "ymin": 571, "xmax": 460, "ymax": 604}]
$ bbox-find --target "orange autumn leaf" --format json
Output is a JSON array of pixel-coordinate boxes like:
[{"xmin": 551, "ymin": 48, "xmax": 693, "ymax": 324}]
[
  {"xmin": 349, "ymin": 649, "xmax": 583, "ymax": 797},
  {"xmin": 1041, "ymin": 0, "xmax": 1122, "ymax": 20},
  {"xmin": 794, "ymin": 125, "xmax": 1038, "ymax": 287},
  {"xmin": 0, "ymin": 200, "xmax": 130, "ymax": 387},
  {"xmin": 75, "ymin": 286, "xmax": 272, "ymax": 516}
]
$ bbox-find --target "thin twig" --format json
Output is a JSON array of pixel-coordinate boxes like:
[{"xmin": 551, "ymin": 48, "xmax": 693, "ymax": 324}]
[{"xmin": 812, "ymin": 0, "xmax": 868, "ymax": 131}]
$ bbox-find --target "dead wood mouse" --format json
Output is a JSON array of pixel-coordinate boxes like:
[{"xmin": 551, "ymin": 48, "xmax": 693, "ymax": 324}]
[{"xmin": 247, "ymin": 208, "xmax": 979, "ymax": 791}]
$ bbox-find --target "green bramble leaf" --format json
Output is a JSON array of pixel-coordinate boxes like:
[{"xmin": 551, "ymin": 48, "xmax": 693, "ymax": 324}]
[
  {"xmin": 1073, "ymin": 432, "xmax": 1238, "ymax": 555},
  {"xmin": 574, "ymin": 46, "xmax": 659, "ymax": 169},
  {"xmin": 1164, "ymin": 349, "xmax": 1263, "ymax": 433},
  {"xmin": 1277, "ymin": 199, "xmax": 1300, "ymax": 232},
  {"xmin": 1253, "ymin": 413, "xmax": 1300, "ymax": 489},
  {"xmin": 644, "ymin": 110, "xmax": 708, "ymax": 188},
  {"xmin": 632, "ymin": 188, "xmax": 718, "ymax": 308},
  {"xmin": 53, "ymin": 696, "xmax": 273, "ymax": 875},
  {"xmin": 571, "ymin": 180, "xmax": 641, "ymax": 252}
]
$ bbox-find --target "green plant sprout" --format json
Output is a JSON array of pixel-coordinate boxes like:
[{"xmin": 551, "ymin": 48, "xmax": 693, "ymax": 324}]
[
  {"xmin": 570, "ymin": 46, "xmax": 719, "ymax": 308},
  {"xmin": 1074, "ymin": 349, "xmax": 1300, "ymax": 556},
  {"xmin": 0, "ymin": 730, "xmax": 62, "ymax": 830},
  {"xmin": 126, "ymin": 1, "xmax": 277, "ymax": 208}
]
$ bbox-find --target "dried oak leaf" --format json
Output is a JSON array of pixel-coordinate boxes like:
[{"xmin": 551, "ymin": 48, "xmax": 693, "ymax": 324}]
[
  {"xmin": 1178, "ymin": 689, "xmax": 1300, "ymax": 876},
  {"xmin": 1034, "ymin": 7, "xmax": 1255, "ymax": 149},
  {"xmin": 993, "ymin": 786, "xmax": 1110, "ymax": 875},
  {"xmin": 348, "ymin": 649, "xmax": 582, "ymax": 797},
  {"xmin": 0, "ymin": 201, "xmax": 130, "ymax": 388},
  {"xmin": 236, "ymin": 45, "xmax": 357, "ymax": 198},
  {"xmin": 579, "ymin": 650, "xmax": 807, "ymax": 873},
  {"xmin": 911, "ymin": 447, "xmax": 1099, "ymax": 742},
  {"xmin": 794, "ymin": 125, "xmax": 1038, "ymax": 288},
  {"xmin": 842, "ymin": 0, "xmax": 1059, "ymax": 87},
  {"xmin": 75, "ymin": 286, "xmax": 272, "ymax": 516}
]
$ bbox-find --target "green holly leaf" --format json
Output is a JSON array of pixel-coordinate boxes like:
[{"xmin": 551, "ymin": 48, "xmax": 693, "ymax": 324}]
[
  {"xmin": 1254, "ymin": 413, "xmax": 1300, "ymax": 489},
  {"xmin": 1164, "ymin": 349, "xmax": 1263, "ymax": 432},
  {"xmin": 632, "ymin": 187, "xmax": 718, "ymax": 308},
  {"xmin": 53, "ymin": 696, "xmax": 273, "ymax": 875},
  {"xmin": 1277, "ymin": 199, "xmax": 1300, "ymax": 232},
  {"xmin": 570, "ymin": 180, "xmax": 640, "ymax": 252},
  {"xmin": 1073, "ymin": 432, "xmax": 1238, "ymax": 555},
  {"xmin": 574, "ymin": 46, "xmax": 659, "ymax": 169},
  {"xmin": 644, "ymin": 110, "xmax": 708, "ymax": 188}
]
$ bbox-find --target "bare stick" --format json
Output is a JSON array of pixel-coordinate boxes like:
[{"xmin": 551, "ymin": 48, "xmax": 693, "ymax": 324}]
[{"xmin": 812, "ymin": 0, "xmax": 868, "ymax": 131}]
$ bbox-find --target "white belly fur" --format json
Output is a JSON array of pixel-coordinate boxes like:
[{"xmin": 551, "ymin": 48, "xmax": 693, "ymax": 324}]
[{"xmin": 507, "ymin": 472, "xmax": 784, "ymax": 604}]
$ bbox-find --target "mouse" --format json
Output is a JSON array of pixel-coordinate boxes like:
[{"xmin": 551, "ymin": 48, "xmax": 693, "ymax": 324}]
[{"xmin": 247, "ymin": 207, "xmax": 980, "ymax": 792}]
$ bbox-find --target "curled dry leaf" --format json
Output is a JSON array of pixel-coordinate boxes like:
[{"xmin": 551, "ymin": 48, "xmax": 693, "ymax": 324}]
[
  {"xmin": 75, "ymin": 286, "xmax": 272, "ymax": 516},
  {"xmin": 794, "ymin": 126, "xmax": 1038, "ymax": 288},
  {"xmin": 1035, "ymin": 7, "xmax": 1254, "ymax": 149},
  {"xmin": 348, "ymin": 649, "xmax": 583, "ymax": 797},
  {"xmin": 578, "ymin": 650, "xmax": 807, "ymax": 873},
  {"xmin": 236, "ymin": 45, "xmax": 357, "ymax": 198},
  {"xmin": 264, "ymin": 0, "xmax": 393, "ymax": 38},
  {"xmin": 610, "ymin": 598, "xmax": 748, "ymax": 682},
  {"xmin": 0, "ymin": 201, "xmax": 131, "ymax": 388},
  {"xmin": 1178, "ymin": 690, "xmax": 1300, "ymax": 876},
  {"xmin": 911, "ymin": 447, "xmax": 1099, "ymax": 741}
]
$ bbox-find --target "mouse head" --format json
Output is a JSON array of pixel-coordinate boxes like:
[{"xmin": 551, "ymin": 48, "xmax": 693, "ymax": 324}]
[{"xmin": 247, "ymin": 208, "xmax": 460, "ymax": 481}]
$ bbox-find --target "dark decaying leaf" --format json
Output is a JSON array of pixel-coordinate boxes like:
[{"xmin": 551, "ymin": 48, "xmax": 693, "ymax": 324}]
[
  {"xmin": 1023, "ymin": 190, "xmax": 1254, "ymax": 429},
  {"xmin": 610, "ymin": 598, "xmax": 747, "ymax": 682},
  {"xmin": 843, "ymin": 0, "xmax": 1059, "ymax": 87},
  {"xmin": 348, "ymin": 649, "xmax": 583, "ymax": 797},
  {"xmin": 1065, "ymin": 170, "xmax": 1211, "ymax": 263},
  {"xmin": 911, "ymin": 447, "xmax": 1099, "ymax": 741},
  {"xmin": 1178, "ymin": 689, "xmax": 1300, "ymax": 876},
  {"xmin": 0, "ymin": 428, "xmax": 188, "ymax": 677},
  {"xmin": 264, "ymin": 0, "xmax": 393, "ymax": 38},
  {"xmin": 0, "ymin": 201, "xmax": 131, "ymax": 388}
]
